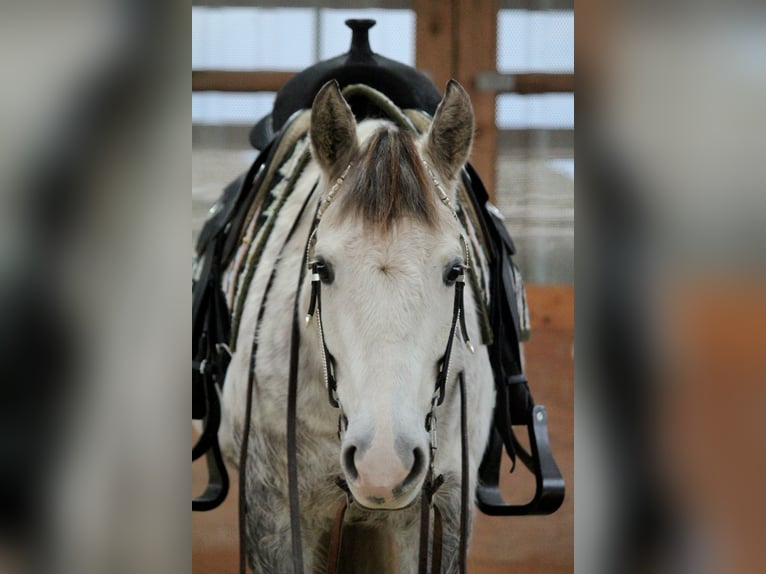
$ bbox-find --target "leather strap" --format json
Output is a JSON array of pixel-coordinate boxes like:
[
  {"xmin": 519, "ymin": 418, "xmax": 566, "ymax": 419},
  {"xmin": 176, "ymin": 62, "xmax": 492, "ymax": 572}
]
[
  {"xmin": 192, "ymin": 238, "xmax": 231, "ymax": 511},
  {"xmin": 193, "ymin": 432, "xmax": 229, "ymax": 512},
  {"xmin": 238, "ymin": 350, "xmax": 256, "ymax": 574},
  {"xmin": 287, "ymin": 284, "xmax": 305, "ymax": 574},
  {"xmin": 458, "ymin": 373, "xmax": 469, "ymax": 573},
  {"xmin": 326, "ymin": 472, "xmax": 456, "ymax": 574},
  {"xmin": 416, "ymin": 372, "xmax": 469, "ymax": 574},
  {"xmin": 325, "ymin": 495, "xmax": 349, "ymax": 574},
  {"xmin": 238, "ymin": 256, "xmax": 283, "ymax": 572},
  {"xmin": 236, "ymin": 246, "xmax": 291, "ymax": 571},
  {"xmin": 417, "ymin": 468, "xmax": 432, "ymax": 574},
  {"xmin": 430, "ymin": 505, "xmax": 443, "ymax": 574},
  {"xmin": 433, "ymin": 274, "xmax": 466, "ymax": 406},
  {"xmin": 282, "ymin": 202, "xmax": 323, "ymax": 574},
  {"xmin": 237, "ymin": 185, "xmax": 318, "ymax": 573}
]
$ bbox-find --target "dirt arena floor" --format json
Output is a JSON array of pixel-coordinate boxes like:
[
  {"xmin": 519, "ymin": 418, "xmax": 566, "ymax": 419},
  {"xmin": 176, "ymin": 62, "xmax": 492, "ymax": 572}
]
[{"xmin": 193, "ymin": 285, "xmax": 573, "ymax": 573}]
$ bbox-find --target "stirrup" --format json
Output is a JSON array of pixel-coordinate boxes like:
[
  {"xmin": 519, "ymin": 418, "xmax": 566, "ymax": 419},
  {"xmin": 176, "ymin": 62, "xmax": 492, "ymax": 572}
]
[
  {"xmin": 476, "ymin": 404, "xmax": 565, "ymax": 516},
  {"xmin": 193, "ymin": 438, "xmax": 230, "ymax": 511}
]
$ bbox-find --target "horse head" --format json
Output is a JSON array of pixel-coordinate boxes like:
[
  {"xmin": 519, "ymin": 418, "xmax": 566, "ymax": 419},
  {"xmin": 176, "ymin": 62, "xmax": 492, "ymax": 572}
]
[{"xmin": 308, "ymin": 79, "xmax": 475, "ymax": 510}]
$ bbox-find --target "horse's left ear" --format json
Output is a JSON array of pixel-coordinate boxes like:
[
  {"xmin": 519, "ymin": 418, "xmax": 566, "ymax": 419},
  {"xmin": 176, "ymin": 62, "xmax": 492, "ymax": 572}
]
[
  {"xmin": 424, "ymin": 80, "xmax": 475, "ymax": 183},
  {"xmin": 310, "ymin": 80, "xmax": 359, "ymax": 180}
]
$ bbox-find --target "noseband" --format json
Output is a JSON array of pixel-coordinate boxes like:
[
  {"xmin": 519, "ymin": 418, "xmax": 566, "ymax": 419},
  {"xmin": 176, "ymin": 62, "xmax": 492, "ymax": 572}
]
[{"xmin": 296, "ymin": 161, "xmax": 474, "ymax": 574}]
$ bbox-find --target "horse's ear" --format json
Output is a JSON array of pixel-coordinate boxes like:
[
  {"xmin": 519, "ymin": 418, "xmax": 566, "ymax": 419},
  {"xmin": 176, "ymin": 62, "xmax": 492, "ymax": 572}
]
[
  {"xmin": 424, "ymin": 80, "xmax": 474, "ymax": 182},
  {"xmin": 310, "ymin": 80, "xmax": 359, "ymax": 179}
]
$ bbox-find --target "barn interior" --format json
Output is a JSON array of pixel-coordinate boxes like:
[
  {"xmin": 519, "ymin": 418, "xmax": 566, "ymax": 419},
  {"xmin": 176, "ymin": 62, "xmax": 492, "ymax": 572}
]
[{"xmin": 192, "ymin": 2, "xmax": 573, "ymax": 572}]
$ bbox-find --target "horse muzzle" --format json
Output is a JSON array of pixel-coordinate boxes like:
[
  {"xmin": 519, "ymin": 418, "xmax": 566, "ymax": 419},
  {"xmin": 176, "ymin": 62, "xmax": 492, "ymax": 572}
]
[{"xmin": 340, "ymin": 433, "xmax": 428, "ymax": 509}]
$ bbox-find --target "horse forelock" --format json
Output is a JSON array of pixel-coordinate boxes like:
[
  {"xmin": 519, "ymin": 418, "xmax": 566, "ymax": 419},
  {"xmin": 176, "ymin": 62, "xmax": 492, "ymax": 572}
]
[{"xmin": 338, "ymin": 125, "xmax": 437, "ymax": 230}]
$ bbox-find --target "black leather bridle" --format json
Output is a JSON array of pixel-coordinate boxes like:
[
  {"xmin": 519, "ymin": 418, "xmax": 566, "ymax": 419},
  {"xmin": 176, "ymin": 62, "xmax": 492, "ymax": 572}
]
[{"xmin": 277, "ymin": 160, "xmax": 475, "ymax": 574}]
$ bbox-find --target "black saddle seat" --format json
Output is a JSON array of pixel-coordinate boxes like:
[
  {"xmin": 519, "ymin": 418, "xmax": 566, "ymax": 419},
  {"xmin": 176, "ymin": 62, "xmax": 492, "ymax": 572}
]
[{"xmin": 250, "ymin": 19, "xmax": 443, "ymax": 149}]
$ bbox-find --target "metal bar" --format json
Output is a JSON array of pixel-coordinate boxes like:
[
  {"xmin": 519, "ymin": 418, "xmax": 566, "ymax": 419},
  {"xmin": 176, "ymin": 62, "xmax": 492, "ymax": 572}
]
[
  {"xmin": 414, "ymin": 0, "xmax": 455, "ymax": 91},
  {"xmin": 476, "ymin": 72, "xmax": 574, "ymax": 94},
  {"xmin": 455, "ymin": 0, "xmax": 498, "ymax": 200},
  {"xmin": 192, "ymin": 70, "xmax": 573, "ymax": 96},
  {"xmin": 192, "ymin": 70, "xmax": 295, "ymax": 93}
]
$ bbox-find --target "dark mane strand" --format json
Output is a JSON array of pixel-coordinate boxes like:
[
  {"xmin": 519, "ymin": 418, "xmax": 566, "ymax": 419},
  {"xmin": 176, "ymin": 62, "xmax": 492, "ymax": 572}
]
[{"xmin": 339, "ymin": 127, "xmax": 436, "ymax": 229}]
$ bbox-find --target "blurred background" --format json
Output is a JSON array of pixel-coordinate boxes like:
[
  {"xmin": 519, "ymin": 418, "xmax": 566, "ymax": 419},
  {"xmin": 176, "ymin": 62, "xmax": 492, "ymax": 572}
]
[{"xmin": 191, "ymin": 1, "xmax": 574, "ymax": 573}]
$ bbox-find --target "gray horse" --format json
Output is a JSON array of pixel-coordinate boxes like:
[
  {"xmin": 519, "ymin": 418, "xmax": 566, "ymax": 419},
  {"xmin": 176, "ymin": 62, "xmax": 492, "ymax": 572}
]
[{"xmin": 218, "ymin": 80, "xmax": 495, "ymax": 573}]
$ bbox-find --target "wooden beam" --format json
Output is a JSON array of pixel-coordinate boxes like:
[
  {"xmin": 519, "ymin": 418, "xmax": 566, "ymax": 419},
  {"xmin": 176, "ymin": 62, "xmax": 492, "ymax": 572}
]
[
  {"xmin": 192, "ymin": 70, "xmax": 294, "ymax": 93},
  {"xmin": 414, "ymin": 0, "xmax": 455, "ymax": 91},
  {"xmin": 526, "ymin": 284, "xmax": 574, "ymax": 333},
  {"xmin": 513, "ymin": 73, "xmax": 575, "ymax": 94},
  {"xmin": 455, "ymin": 0, "xmax": 499, "ymax": 201},
  {"xmin": 477, "ymin": 72, "xmax": 575, "ymax": 94},
  {"xmin": 192, "ymin": 70, "xmax": 571, "ymax": 96}
]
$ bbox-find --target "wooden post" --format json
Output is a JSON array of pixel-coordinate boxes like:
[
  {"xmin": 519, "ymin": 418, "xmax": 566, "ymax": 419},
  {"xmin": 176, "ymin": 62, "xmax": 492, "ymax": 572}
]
[
  {"xmin": 192, "ymin": 71, "xmax": 294, "ymax": 92},
  {"xmin": 414, "ymin": 0, "xmax": 455, "ymax": 91},
  {"xmin": 455, "ymin": 0, "xmax": 498, "ymax": 200}
]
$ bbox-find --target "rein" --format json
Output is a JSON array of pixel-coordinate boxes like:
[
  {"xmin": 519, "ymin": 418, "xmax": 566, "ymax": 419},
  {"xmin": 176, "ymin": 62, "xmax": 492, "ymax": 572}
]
[{"xmin": 237, "ymin": 182, "xmax": 319, "ymax": 574}]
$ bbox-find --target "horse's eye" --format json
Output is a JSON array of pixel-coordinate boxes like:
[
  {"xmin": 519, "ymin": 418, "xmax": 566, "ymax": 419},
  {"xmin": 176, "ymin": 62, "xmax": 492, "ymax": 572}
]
[
  {"xmin": 313, "ymin": 259, "xmax": 334, "ymax": 284},
  {"xmin": 443, "ymin": 263, "xmax": 464, "ymax": 286}
]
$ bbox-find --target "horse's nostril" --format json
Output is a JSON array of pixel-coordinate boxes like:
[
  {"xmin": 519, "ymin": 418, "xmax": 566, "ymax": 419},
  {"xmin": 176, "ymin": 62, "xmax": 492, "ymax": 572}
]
[
  {"xmin": 400, "ymin": 447, "xmax": 425, "ymax": 492},
  {"xmin": 342, "ymin": 445, "xmax": 358, "ymax": 481}
]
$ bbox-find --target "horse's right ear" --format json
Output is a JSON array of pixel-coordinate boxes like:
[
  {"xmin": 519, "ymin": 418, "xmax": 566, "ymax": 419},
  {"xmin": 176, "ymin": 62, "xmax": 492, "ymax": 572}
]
[
  {"xmin": 310, "ymin": 80, "xmax": 359, "ymax": 179},
  {"xmin": 423, "ymin": 80, "xmax": 474, "ymax": 183}
]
